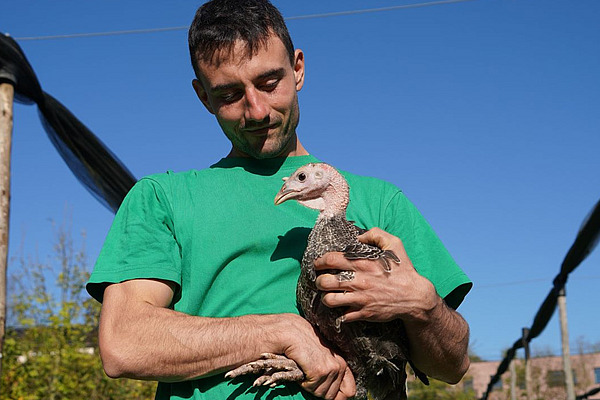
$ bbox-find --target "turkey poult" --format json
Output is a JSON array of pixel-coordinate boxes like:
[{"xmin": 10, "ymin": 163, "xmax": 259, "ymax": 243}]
[{"xmin": 226, "ymin": 162, "xmax": 428, "ymax": 400}]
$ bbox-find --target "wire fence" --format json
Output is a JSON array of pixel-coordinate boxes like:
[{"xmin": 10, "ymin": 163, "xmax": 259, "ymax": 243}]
[
  {"xmin": 13, "ymin": 0, "xmax": 477, "ymax": 41},
  {"xmin": 577, "ymin": 386, "xmax": 600, "ymax": 400},
  {"xmin": 480, "ymin": 199, "xmax": 600, "ymax": 400}
]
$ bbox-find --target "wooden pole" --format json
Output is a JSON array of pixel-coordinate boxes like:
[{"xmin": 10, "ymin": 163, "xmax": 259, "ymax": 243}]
[
  {"xmin": 0, "ymin": 81, "xmax": 15, "ymax": 381},
  {"xmin": 523, "ymin": 328, "xmax": 532, "ymax": 400},
  {"xmin": 558, "ymin": 287, "xmax": 576, "ymax": 400},
  {"xmin": 510, "ymin": 358, "xmax": 517, "ymax": 400}
]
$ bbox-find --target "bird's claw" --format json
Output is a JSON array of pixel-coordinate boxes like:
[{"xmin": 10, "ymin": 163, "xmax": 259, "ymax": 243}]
[{"xmin": 225, "ymin": 353, "xmax": 304, "ymax": 387}]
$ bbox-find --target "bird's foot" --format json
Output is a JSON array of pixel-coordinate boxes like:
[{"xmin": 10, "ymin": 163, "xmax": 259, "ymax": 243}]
[{"xmin": 225, "ymin": 353, "xmax": 304, "ymax": 388}]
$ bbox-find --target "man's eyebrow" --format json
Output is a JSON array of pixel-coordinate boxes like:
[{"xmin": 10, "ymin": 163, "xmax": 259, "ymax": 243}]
[
  {"xmin": 210, "ymin": 68, "xmax": 286, "ymax": 94},
  {"xmin": 210, "ymin": 82, "xmax": 240, "ymax": 94},
  {"xmin": 256, "ymin": 67, "xmax": 286, "ymax": 81}
]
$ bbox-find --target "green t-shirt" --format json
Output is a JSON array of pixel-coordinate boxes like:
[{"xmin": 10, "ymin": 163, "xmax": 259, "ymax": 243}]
[{"xmin": 87, "ymin": 154, "xmax": 471, "ymax": 400}]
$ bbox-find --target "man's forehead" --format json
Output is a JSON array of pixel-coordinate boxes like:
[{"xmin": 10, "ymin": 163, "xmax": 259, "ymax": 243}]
[
  {"xmin": 203, "ymin": 41, "xmax": 256, "ymax": 69},
  {"xmin": 200, "ymin": 34, "xmax": 287, "ymax": 69},
  {"xmin": 197, "ymin": 36, "xmax": 290, "ymax": 87}
]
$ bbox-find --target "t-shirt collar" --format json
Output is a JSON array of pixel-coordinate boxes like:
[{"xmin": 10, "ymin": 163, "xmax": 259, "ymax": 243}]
[{"xmin": 210, "ymin": 154, "xmax": 320, "ymax": 175}]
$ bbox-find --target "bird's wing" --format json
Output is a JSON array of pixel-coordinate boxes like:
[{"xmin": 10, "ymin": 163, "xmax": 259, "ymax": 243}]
[
  {"xmin": 343, "ymin": 241, "xmax": 401, "ymax": 272},
  {"xmin": 343, "ymin": 242, "xmax": 386, "ymax": 260}
]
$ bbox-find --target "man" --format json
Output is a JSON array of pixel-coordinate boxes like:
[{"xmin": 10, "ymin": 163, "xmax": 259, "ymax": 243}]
[{"xmin": 86, "ymin": 1, "xmax": 472, "ymax": 399}]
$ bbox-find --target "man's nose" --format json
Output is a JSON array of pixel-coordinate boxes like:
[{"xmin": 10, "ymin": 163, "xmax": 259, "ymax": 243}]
[{"xmin": 244, "ymin": 88, "xmax": 269, "ymax": 122}]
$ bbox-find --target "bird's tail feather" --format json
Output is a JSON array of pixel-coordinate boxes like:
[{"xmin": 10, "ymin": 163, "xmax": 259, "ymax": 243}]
[{"xmin": 366, "ymin": 357, "xmax": 408, "ymax": 400}]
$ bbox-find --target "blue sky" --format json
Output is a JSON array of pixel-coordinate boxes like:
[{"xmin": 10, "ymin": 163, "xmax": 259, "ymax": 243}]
[{"xmin": 2, "ymin": 0, "xmax": 599, "ymax": 364}]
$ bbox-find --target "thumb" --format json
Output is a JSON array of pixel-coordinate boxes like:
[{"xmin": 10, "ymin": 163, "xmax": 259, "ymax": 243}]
[
  {"xmin": 357, "ymin": 227, "xmax": 395, "ymax": 250},
  {"xmin": 358, "ymin": 228, "xmax": 409, "ymax": 260}
]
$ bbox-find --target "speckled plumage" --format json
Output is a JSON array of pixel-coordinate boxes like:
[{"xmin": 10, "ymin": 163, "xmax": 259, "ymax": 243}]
[{"xmin": 298, "ymin": 205, "xmax": 421, "ymax": 400}]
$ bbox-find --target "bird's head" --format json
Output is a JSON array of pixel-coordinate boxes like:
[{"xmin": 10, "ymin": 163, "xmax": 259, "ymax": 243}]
[{"xmin": 274, "ymin": 163, "xmax": 349, "ymax": 216}]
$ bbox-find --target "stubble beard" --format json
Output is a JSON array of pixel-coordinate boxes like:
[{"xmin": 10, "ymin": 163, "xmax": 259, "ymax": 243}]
[{"xmin": 226, "ymin": 99, "xmax": 300, "ymax": 159}]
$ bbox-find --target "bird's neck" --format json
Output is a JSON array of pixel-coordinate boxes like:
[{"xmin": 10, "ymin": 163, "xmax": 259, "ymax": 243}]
[
  {"xmin": 299, "ymin": 196, "xmax": 346, "ymax": 219},
  {"xmin": 320, "ymin": 191, "xmax": 348, "ymax": 219},
  {"xmin": 316, "ymin": 208, "xmax": 346, "ymax": 222},
  {"xmin": 311, "ymin": 178, "xmax": 350, "ymax": 220}
]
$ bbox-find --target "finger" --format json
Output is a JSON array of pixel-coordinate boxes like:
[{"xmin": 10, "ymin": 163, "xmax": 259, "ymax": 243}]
[
  {"xmin": 323, "ymin": 357, "xmax": 348, "ymax": 400},
  {"xmin": 316, "ymin": 272, "xmax": 356, "ymax": 291},
  {"xmin": 304, "ymin": 372, "xmax": 339, "ymax": 400},
  {"xmin": 321, "ymin": 291, "xmax": 361, "ymax": 309},
  {"xmin": 341, "ymin": 309, "xmax": 368, "ymax": 323},
  {"xmin": 324, "ymin": 372, "xmax": 344, "ymax": 400},
  {"xmin": 358, "ymin": 228, "xmax": 409, "ymax": 259},
  {"xmin": 337, "ymin": 366, "xmax": 356, "ymax": 400},
  {"xmin": 301, "ymin": 374, "xmax": 327, "ymax": 396},
  {"xmin": 357, "ymin": 227, "xmax": 390, "ymax": 247},
  {"xmin": 357, "ymin": 228, "xmax": 396, "ymax": 249},
  {"xmin": 314, "ymin": 252, "xmax": 354, "ymax": 271}
]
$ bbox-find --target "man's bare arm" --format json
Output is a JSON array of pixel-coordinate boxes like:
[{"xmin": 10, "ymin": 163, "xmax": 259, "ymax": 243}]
[
  {"xmin": 400, "ymin": 288, "xmax": 470, "ymax": 384},
  {"xmin": 313, "ymin": 228, "xmax": 470, "ymax": 384},
  {"xmin": 99, "ymin": 279, "xmax": 356, "ymax": 399}
]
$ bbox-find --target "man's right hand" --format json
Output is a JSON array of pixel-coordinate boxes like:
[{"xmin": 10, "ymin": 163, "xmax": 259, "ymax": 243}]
[
  {"xmin": 278, "ymin": 314, "xmax": 356, "ymax": 400},
  {"xmin": 99, "ymin": 279, "xmax": 355, "ymax": 399}
]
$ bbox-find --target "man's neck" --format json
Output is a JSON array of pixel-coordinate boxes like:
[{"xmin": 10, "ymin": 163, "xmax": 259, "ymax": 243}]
[{"xmin": 226, "ymin": 137, "xmax": 309, "ymax": 159}]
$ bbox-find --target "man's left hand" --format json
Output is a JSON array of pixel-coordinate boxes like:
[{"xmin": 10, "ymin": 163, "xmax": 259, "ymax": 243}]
[
  {"xmin": 314, "ymin": 227, "xmax": 471, "ymax": 384},
  {"xmin": 314, "ymin": 227, "xmax": 439, "ymax": 324}
]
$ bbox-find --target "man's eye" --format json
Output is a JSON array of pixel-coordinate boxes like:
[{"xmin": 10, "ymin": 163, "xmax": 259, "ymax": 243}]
[
  {"xmin": 221, "ymin": 92, "xmax": 242, "ymax": 103},
  {"xmin": 261, "ymin": 80, "xmax": 279, "ymax": 91}
]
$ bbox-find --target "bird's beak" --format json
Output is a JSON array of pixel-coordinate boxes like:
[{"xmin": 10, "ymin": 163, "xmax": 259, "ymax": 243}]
[{"xmin": 274, "ymin": 181, "xmax": 300, "ymax": 205}]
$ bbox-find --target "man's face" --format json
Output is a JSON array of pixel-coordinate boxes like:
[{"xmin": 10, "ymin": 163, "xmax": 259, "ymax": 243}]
[{"xmin": 193, "ymin": 35, "xmax": 305, "ymax": 159}]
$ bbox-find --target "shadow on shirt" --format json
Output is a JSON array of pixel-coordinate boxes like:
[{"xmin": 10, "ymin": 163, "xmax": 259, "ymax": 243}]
[{"xmin": 270, "ymin": 227, "xmax": 311, "ymax": 264}]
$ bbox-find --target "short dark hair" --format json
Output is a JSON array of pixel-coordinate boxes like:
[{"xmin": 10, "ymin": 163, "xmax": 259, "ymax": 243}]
[{"xmin": 188, "ymin": 0, "xmax": 295, "ymax": 78}]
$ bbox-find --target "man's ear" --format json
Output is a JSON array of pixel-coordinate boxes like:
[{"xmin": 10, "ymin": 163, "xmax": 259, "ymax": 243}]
[
  {"xmin": 293, "ymin": 49, "xmax": 305, "ymax": 91},
  {"xmin": 192, "ymin": 79, "xmax": 215, "ymax": 115}
]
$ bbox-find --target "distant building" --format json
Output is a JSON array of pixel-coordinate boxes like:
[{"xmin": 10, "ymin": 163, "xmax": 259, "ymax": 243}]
[{"xmin": 461, "ymin": 352, "xmax": 600, "ymax": 399}]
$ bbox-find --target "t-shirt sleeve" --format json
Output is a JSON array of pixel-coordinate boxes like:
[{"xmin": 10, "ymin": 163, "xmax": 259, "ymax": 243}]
[
  {"xmin": 86, "ymin": 177, "xmax": 182, "ymax": 303},
  {"xmin": 383, "ymin": 191, "xmax": 472, "ymax": 310}
]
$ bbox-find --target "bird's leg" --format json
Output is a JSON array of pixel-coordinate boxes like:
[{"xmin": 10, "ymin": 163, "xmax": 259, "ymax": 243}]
[{"xmin": 225, "ymin": 353, "xmax": 304, "ymax": 388}]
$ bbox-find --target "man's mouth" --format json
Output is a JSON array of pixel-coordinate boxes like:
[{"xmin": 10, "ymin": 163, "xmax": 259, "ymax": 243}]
[{"xmin": 244, "ymin": 124, "xmax": 276, "ymax": 135}]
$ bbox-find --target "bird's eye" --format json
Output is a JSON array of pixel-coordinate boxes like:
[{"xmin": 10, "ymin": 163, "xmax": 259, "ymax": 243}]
[{"xmin": 298, "ymin": 172, "xmax": 306, "ymax": 182}]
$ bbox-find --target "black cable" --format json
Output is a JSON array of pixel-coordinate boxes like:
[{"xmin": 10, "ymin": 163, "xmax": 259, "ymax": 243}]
[{"xmin": 0, "ymin": 33, "xmax": 136, "ymax": 213}]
